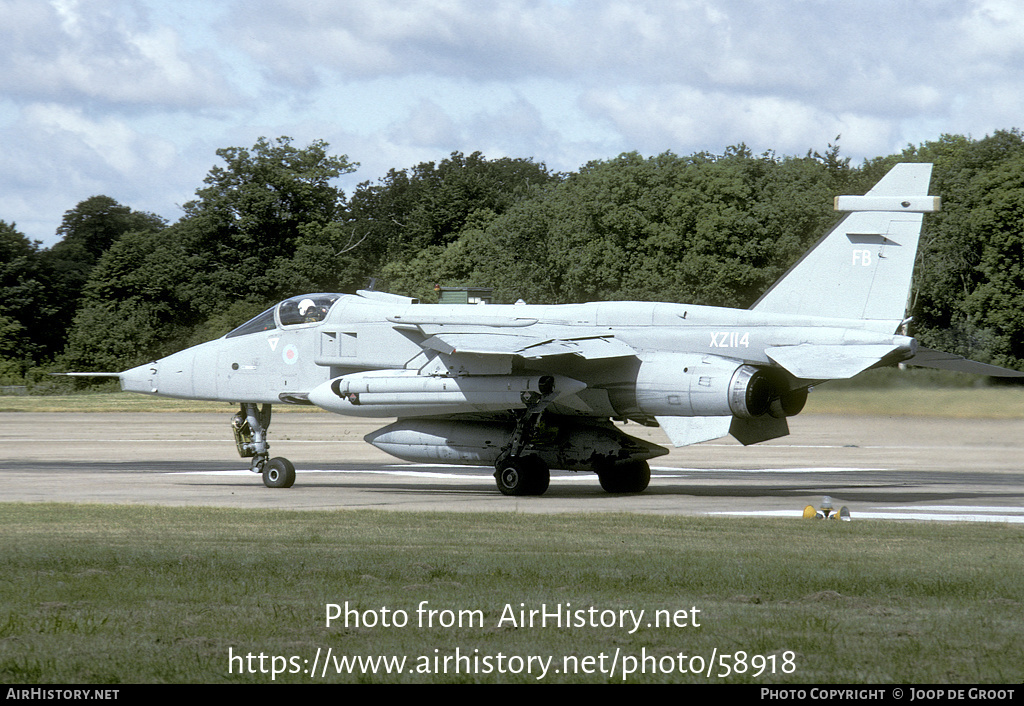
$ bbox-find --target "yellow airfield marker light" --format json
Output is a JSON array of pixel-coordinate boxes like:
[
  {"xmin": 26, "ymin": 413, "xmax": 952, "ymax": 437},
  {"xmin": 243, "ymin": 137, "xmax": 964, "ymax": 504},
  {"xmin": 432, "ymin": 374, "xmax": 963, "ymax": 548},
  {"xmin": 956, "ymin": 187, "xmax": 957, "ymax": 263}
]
[{"xmin": 804, "ymin": 496, "xmax": 852, "ymax": 521}]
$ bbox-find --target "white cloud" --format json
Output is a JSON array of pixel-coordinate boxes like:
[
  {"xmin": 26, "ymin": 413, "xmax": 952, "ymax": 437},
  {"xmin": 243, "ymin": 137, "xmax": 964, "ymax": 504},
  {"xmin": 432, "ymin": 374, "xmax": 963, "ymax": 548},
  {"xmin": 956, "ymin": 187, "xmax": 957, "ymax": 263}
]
[
  {"xmin": 223, "ymin": 0, "xmax": 716, "ymax": 84},
  {"xmin": 2, "ymin": 0, "xmax": 1024, "ymax": 247},
  {"xmin": 0, "ymin": 101, "xmax": 187, "ymax": 241},
  {"xmin": 581, "ymin": 86, "xmax": 897, "ymax": 159},
  {"xmin": 0, "ymin": 0, "xmax": 235, "ymax": 107},
  {"xmin": 957, "ymin": 0, "xmax": 1024, "ymax": 59},
  {"xmin": 219, "ymin": 0, "xmax": 1003, "ymax": 144},
  {"xmin": 25, "ymin": 104, "xmax": 177, "ymax": 175},
  {"xmin": 387, "ymin": 99, "xmax": 462, "ymax": 149}
]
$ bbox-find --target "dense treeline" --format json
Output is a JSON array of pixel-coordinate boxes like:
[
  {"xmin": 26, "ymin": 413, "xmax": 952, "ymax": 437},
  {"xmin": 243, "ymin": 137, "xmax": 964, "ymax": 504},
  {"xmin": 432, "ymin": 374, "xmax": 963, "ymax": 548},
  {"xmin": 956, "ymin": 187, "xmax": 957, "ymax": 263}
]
[{"xmin": 2, "ymin": 131, "xmax": 1023, "ymax": 387}]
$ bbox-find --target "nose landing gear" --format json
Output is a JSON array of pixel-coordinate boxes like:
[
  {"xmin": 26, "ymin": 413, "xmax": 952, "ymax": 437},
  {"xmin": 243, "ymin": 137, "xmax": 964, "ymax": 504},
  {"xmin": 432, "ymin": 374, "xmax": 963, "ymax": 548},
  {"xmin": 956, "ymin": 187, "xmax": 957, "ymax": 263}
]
[{"xmin": 232, "ymin": 403, "xmax": 296, "ymax": 488}]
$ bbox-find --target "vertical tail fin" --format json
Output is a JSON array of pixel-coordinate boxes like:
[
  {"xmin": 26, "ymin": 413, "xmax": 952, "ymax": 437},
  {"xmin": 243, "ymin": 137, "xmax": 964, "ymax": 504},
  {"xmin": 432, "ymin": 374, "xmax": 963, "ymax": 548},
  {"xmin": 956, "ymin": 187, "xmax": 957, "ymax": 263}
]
[{"xmin": 751, "ymin": 163, "xmax": 938, "ymax": 327}]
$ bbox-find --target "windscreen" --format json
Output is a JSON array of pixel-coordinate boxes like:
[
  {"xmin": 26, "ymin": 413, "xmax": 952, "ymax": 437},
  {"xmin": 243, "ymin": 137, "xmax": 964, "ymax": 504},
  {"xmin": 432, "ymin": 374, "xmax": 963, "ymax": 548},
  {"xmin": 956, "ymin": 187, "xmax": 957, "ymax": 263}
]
[{"xmin": 224, "ymin": 306, "xmax": 277, "ymax": 338}]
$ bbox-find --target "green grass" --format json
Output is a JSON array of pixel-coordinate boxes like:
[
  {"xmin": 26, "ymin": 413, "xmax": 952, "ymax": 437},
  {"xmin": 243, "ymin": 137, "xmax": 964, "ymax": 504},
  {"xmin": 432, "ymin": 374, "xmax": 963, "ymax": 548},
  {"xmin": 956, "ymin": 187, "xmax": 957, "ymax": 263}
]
[
  {"xmin": 803, "ymin": 367, "xmax": 1024, "ymax": 418},
  {"xmin": 804, "ymin": 385, "xmax": 1024, "ymax": 418},
  {"xmin": 0, "ymin": 392, "xmax": 322, "ymax": 413},
  {"xmin": 1, "ymin": 504, "xmax": 1021, "ymax": 684}
]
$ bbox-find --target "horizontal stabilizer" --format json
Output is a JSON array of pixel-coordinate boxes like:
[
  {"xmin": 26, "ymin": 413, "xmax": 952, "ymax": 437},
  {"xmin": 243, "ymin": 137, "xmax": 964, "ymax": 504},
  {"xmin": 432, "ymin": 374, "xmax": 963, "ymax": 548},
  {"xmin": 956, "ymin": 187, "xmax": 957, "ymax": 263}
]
[
  {"xmin": 766, "ymin": 344, "xmax": 903, "ymax": 379},
  {"xmin": 656, "ymin": 415, "xmax": 731, "ymax": 447},
  {"xmin": 905, "ymin": 347, "xmax": 1024, "ymax": 377}
]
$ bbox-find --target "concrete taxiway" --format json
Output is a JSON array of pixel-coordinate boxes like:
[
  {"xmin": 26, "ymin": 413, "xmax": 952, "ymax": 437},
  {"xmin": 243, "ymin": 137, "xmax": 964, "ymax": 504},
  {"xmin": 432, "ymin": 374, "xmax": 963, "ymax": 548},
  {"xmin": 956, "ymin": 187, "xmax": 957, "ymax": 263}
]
[{"xmin": 2, "ymin": 412, "xmax": 1023, "ymax": 522}]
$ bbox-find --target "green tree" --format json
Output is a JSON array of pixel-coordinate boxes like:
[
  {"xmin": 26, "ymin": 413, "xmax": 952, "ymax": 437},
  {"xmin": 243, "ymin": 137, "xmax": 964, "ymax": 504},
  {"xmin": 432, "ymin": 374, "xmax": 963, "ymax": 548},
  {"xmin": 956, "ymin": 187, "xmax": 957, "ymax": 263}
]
[
  {"xmin": 64, "ymin": 137, "xmax": 359, "ymax": 370},
  {"xmin": 178, "ymin": 136, "xmax": 358, "ymax": 310},
  {"xmin": 56, "ymin": 131, "xmax": 1024, "ymax": 377},
  {"xmin": 961, "ymin": 150, "xmax": 1024, "ymax": 368},
  {"xmin": 432, "ymin": 147, "xmax": 844, "ymax": 306},
  {"xmin": 62, "ymin": 228, "xmax": 193, "ymax": 371},
  {"xmin": 0, "ymin": 221, "xmax": 54, "ymax": 376},
  {"xmin": 900, "ymin": 130, "xmax": 1024, "ymax": 369},
  {"xmin": 349, "ymin": 151, "xmax": 557, "ymax": 296},
  {"xmin": 54, "ymin": 195, "xmax": 166, "ymax": 258},
  {"xmin": 41, "ymin": 196, "xmax": 166, "ymax": 357}
]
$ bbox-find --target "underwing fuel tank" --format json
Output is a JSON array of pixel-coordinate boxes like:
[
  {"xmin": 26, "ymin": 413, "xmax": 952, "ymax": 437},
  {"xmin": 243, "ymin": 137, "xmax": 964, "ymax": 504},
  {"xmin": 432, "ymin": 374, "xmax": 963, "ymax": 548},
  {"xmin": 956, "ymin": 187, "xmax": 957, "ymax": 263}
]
[
  {"xmin": 365, "ymin": 418, "xmax": 668, "ymax": 471},
  {"xmin": 307, "ymin": 370, "xmax": 587, "ymax": 418}
]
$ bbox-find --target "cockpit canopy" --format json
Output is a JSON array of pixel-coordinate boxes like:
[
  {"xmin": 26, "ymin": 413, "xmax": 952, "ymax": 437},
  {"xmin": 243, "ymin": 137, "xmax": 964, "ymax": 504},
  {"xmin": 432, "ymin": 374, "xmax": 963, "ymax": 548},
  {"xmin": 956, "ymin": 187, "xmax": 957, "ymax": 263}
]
[
  {"xmin": 225, "ymin": 294, "xmax": 340, "ymax": 338},
  {"xmin": 278, "ymin": 294, "xmax": 340, "ymax": 326}
]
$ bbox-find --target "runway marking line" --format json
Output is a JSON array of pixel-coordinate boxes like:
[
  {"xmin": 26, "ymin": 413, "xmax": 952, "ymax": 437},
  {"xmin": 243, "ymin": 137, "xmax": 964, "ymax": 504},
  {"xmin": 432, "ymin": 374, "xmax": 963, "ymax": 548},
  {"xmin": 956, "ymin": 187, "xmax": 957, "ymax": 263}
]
[{"xmin": 156, "ymin": 466, "xmax": 1023, "ymax": 524}]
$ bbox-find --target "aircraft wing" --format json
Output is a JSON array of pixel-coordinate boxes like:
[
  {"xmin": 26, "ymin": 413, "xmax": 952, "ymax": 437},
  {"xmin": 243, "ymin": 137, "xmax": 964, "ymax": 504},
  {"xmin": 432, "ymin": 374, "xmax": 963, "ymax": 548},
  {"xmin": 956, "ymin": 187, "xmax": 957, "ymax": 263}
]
[
  {"xmin": 765, "ymin": 344, "xmax": 905, "ymax": 379},
  {"xmin": 903, "ymin": 347, "xmax": 1024, "ymax": 377},
  {"xmin": 421, "ymin": 332, "xmax": 636, "ymax": 360}
]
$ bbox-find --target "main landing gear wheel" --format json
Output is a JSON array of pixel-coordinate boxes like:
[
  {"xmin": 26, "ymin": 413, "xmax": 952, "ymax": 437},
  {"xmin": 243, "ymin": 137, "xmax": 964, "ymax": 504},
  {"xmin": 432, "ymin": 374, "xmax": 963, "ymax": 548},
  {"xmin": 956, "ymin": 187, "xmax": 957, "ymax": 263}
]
[
  {"xmin": 262, "ymin": 457, "xmax": 296, "ymax": 489},
  {"xmin": 598, "ymin": 459, "xmax": 651, "ymax": 494},
  {"xmin": 495, "ymin": 456, "xmax": 550, "ymax": 496}
]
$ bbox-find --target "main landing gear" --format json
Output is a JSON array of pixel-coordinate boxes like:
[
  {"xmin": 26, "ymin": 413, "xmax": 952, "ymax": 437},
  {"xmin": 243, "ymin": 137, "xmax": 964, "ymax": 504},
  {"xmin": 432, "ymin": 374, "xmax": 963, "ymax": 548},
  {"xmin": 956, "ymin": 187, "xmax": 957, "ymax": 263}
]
[
  {"xmin": 597, "ymin": 459, "xmax": 651, "ymax": 494},
  {"xmin": 493, "ymin": 379, "xmax": 555, "ymax": 496},
  {"xmin": 495, "ymin": 454, "xmax": 550, "ymax": 496},
  {"xmin": 490, "ymin": 376, "xmax": 656, "ymax": 496},
  {"xmin": 232, "ymin": 403, "xmax": 296, "ymax": 488}
]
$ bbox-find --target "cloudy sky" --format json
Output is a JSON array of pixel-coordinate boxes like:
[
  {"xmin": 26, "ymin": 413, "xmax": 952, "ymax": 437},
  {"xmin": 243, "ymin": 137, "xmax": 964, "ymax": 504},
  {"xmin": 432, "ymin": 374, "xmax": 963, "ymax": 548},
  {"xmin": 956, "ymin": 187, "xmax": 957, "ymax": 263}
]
[{"xmin": 3, "ymin": 0, "xmax": 1022, "ymax": 246}]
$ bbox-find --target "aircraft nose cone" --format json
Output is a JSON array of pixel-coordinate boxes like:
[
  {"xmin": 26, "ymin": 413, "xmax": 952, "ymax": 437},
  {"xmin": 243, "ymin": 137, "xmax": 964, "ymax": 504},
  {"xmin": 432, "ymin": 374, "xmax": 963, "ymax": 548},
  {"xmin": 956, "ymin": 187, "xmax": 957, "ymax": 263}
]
[
  {"xmin": 118, "ymin": 348, "xmax": 196, "ymax": 397},
  {"xmin": 119, "ymin": 361, "xmax": 159, "ymax": 394}
]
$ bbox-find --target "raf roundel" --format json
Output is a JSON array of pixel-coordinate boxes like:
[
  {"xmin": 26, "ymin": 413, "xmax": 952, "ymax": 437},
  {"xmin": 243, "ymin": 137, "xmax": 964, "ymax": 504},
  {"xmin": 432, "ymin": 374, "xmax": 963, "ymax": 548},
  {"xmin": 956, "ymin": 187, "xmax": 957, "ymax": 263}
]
[{"xmin": 282, "ymin": 344, "xmax": 299, "ymax": 365}]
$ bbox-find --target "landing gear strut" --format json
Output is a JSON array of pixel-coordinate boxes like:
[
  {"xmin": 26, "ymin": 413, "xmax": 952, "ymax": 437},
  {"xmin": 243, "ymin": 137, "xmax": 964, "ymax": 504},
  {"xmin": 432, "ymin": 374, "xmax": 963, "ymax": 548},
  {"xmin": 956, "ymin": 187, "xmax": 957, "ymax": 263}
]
[
  {"xmin": 232, "ymin": 403, "xmax": 296, "ymax": 488},
  {"xmin": 493, "ymin": 378, "xmax": 555, "ymax": 496}
]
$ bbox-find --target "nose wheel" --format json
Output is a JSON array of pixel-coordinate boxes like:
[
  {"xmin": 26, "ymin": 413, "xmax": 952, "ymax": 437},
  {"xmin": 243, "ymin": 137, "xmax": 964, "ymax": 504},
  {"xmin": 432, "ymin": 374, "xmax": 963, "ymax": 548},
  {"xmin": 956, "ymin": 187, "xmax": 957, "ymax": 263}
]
[
  {"xmin": 233, "ymin": 403, "xmax": 297, "ymax": 488},
  {"xmin": 261, "ymin": 457, "xmax": 296, "ymax": 488}
]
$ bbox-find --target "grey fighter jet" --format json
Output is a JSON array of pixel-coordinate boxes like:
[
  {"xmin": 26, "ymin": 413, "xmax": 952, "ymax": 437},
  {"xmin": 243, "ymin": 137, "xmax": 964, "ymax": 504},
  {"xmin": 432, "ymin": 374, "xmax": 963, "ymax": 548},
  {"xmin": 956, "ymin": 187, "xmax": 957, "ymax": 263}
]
[{"xmin": 109, "ymin": 163, "xmax": 1023, "ymax": 494}]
